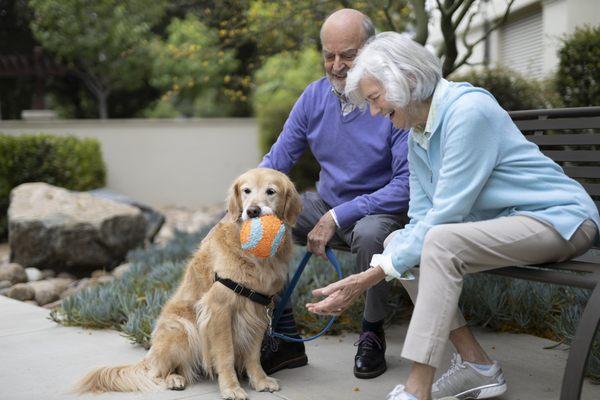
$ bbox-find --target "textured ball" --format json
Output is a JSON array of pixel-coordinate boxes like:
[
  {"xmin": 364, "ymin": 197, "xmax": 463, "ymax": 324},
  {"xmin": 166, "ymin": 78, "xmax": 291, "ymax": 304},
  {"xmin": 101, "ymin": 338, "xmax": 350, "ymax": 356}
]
[{"xmin": 240, "ymin": 215, "xmax": 286, "ymax": 258}]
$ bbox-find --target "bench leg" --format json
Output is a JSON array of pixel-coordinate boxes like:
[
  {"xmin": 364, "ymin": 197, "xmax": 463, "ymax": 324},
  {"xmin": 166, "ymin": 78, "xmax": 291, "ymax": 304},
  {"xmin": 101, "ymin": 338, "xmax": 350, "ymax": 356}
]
[{"xmin": 560, "ymin": 282, "xmax": 600, "ymax": 400}]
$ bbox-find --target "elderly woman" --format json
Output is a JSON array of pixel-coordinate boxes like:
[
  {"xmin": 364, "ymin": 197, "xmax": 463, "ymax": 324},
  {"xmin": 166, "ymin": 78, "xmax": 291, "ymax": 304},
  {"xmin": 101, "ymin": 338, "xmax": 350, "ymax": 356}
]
[{"xmin": 306, "ymin": 32, "xmax": 600, "ymax": 400}]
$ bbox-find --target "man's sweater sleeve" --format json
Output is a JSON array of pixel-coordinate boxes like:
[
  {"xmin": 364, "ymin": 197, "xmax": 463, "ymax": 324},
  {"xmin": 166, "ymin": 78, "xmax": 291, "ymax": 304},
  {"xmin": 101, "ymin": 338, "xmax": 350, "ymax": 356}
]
[
  {"xmin": 332, "ymin": 128, "xmax": 410, "ymax": 228},
  {"xmin": 258, "ymin": 89, "xmax": 310, "ymax": 172}
]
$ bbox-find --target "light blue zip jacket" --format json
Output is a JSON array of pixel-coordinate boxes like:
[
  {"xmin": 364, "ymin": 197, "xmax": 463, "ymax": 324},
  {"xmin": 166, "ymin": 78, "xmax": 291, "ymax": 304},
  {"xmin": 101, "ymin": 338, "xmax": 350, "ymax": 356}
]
[{"xmin": 382, "ymin": 80, "xmax": 600, "ymax": 278}]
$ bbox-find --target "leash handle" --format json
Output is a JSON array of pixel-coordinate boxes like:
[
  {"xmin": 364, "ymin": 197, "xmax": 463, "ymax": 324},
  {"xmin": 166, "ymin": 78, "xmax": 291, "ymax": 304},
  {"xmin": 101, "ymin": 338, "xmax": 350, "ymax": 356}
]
[{"xmin": 271, "ymin": 248, "xmax": 343, "ymax": 342}]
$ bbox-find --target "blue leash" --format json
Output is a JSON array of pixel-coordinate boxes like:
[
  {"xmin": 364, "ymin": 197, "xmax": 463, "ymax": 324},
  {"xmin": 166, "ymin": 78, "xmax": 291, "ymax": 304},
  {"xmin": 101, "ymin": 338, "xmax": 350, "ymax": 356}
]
[{"xmin": 269, "ymin": 247, "xmax": 342, "ymax": 343}]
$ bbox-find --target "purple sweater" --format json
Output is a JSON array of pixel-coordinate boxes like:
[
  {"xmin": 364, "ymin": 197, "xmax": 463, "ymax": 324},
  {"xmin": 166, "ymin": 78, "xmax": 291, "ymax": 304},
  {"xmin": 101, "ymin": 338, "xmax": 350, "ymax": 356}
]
[{"xmin": 259, "ymin": 77, "xmax": 410, "ymax": 228}]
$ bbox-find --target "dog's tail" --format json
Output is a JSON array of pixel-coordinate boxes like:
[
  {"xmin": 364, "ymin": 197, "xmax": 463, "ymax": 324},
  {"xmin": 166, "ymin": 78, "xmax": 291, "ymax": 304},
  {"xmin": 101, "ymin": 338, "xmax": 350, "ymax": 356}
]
[{"xmin": 73, "ymin": 359, "xmax": 163, "ymax": 393}]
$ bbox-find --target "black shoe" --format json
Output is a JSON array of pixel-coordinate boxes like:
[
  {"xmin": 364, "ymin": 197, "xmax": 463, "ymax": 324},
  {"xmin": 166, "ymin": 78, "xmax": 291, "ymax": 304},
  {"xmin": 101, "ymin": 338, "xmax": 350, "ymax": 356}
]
[
  {"xmin": 354, "ymin": 330, "xmax": 387, "ymax": 379},
  {"xmin": 261, "ymin": 336, "xmax": 308, "ymax": 375}
]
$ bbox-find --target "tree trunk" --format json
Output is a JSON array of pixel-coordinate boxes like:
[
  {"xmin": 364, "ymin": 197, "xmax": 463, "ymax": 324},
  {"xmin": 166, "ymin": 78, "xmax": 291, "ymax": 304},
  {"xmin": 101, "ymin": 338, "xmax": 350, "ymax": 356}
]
[
  {"xmin": 410, "ymin": 0, "xmax": 429, "ymax": 45},
  {"xmin": 97, "ymin": 91, "xmax": 109, "ymax": 119}
]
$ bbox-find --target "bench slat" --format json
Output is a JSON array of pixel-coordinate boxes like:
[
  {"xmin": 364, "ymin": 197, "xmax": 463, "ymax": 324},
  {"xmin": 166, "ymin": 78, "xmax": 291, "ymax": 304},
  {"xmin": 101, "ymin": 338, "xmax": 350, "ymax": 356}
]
[
  {"xmin": 486, "ymin": 266, "xmax": 599, "ymax": 290},
  {"xmin": 526, "ymin": 133, "xmax": 600, "ymax": 145},
  {"xmin": 515, "ymin": 117, "xmax": 600, "ymax": 131},
  {"xmin": 561, "ymin": 166, "xmax": 600, "ymax": 178},
  {"xmin": 542, "ymin": 151, "xmax": 599, "ymax": 162},
  {"xmin": 582, "ymin": 183, "xmax": 600, "ymax": 196}
]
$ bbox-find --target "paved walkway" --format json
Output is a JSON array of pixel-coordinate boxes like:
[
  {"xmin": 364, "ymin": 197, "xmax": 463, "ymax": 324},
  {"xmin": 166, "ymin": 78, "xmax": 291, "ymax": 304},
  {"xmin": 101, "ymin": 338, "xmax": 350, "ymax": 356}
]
[{"xmin": 1, "ymin": 295, "xmax": 599, "ymax": 400}]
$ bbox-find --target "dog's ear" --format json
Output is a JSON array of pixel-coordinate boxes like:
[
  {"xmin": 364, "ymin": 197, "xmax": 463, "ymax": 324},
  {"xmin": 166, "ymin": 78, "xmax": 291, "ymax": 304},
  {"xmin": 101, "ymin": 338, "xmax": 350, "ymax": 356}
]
[
  {"xmin": 283, "ymin": 181, "xmax": 302, "ymax": 226},
  {"xmin": 227, "ymin": 179, "xmax": 242, "ymax": 222}
]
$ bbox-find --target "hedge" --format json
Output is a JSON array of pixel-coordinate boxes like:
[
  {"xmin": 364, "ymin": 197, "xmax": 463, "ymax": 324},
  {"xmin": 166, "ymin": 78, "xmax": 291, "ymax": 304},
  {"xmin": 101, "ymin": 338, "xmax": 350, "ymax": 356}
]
[{"xmin": 0, "ymin": 133, "xmax": 106, "ymax": 239}]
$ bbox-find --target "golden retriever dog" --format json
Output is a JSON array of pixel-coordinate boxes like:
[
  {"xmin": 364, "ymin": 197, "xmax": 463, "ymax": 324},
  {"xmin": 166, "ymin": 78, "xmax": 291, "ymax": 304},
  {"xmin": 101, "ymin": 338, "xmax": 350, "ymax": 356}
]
[{"xmin": 75, "ymin": 168, "xmax": 302, "ymax": 400}]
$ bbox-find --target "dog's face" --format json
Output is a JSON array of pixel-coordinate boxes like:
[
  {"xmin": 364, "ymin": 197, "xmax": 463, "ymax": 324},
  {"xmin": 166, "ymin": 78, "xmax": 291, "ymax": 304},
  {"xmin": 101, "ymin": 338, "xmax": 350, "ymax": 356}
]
[{"xmin": 227, "ymin": 168, "xmax": 302, "ymax": 226}]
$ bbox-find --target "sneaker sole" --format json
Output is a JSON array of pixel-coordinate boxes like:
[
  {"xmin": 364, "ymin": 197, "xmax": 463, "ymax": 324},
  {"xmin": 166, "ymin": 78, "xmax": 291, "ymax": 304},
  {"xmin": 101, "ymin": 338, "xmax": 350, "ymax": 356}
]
[
  {"xmin": 353, "ymin": 363, "xmax": 387, "ymax": 379},
  {"xmin": 265, "ymin": 354, "xmax": 308, "ymax": 375},
  {"xmin": 455, "ymin": 382, "xmax": 507, "ymax": 399}
]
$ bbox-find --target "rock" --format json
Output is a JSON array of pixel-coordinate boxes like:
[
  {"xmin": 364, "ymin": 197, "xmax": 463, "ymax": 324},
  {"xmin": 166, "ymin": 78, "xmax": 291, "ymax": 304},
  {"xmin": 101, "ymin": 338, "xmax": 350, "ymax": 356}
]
[
  {"xmin": 42, "ymin": 299, "xmax": 62, "ymax": 309},
  {"xmin": 0, "ymin": 263, "xmax": 28, "ymax": 284},
  {"xmin": 0, "ymin": 287, "xmax": 10, "ymax": 296},
  {"xmin": 41, "ymin": 269, "xmax": 56, "ymax": 279},
  {"xmin": 91, "ymin": 269, "xmax": 110, "ymax": 278},
  {"xmin": 112, "ymin": 263, "xmax": 131, "ymax": 279},
  {"xmin": 28, "ymin": 278, "xmax": 72, "ymax": 306},
  {"xmin": 88, "ymin": 188, "xmax": 165, "ymax": 242},
  {"xmin": 25, "ymin": 267, "xmax": 43, "ymax": 282},
  {"xmin": 7, "ymin": 283, "xmax": 35, "ymax": 301},
  {"xmin": 57, "ymin": 272, "xmax": 75, "ymax": 280},
  {"xmin": 60, "ymin": 278, "xmax": 91, "ymax": 299},
  {"xmin": 8, "ymin": 183, "xmax": 147, "ymax": 273},
  {"xmin": 96, "ymin": 275, "xmax": 114, "ymax": 285},
  {"xmin": 25, "ymin": 300, "xmax": 39, "ymax": 306},
  {"xmin": 29, "ymin": 280, "xmax": 59, "ymax": 305},
  {"xmin": 0, "ymin": 280, "xmax": 12, "ymax": 289}
]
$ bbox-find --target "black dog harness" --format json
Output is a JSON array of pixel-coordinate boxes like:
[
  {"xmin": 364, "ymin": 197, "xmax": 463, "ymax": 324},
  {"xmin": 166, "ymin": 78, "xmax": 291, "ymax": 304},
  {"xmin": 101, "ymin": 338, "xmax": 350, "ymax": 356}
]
[{"xmin": 214, "ymin": 273, "xmax": 273, "ymax": 306}]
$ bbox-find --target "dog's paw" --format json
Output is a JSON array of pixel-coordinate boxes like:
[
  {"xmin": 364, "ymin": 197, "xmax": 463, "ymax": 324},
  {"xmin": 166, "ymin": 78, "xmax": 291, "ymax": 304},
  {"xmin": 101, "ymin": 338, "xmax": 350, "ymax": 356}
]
[
  {"xmin": 221, "ymin": 386, "xmax": 249, "ymax": 400},
  {"xmin": 251, "ymin": 376, "xmax": 280, "ymax": 392},
  {"xmin": 166, "ymin": 374, "xmax": 186, "ymax": 391}
]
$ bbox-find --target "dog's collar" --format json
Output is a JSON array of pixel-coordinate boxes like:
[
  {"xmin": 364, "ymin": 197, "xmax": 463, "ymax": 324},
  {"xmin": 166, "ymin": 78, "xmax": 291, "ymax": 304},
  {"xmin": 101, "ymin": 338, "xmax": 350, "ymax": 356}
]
[{"xmin": 214, "ymin": 273, "xmax": 273, "ymax": 307}]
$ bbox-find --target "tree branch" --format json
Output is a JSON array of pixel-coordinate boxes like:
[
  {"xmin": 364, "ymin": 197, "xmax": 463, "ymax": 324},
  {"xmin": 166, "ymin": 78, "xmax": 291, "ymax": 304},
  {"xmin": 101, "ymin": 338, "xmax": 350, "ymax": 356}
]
[
  {"xmin": 452, "ymin": 0, "xmax": 477, "ymax": 31},
  {"xmin": 452, "ymin": 0, "xmax": 516, "ymax": 75},
  {"xmin": 409, "ymin": 0, "xmax": 428, "ymax": 44}
]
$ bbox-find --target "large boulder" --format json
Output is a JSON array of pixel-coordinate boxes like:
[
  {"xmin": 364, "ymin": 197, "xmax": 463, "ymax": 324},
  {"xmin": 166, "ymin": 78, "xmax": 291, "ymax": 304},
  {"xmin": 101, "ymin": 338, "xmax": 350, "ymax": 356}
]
[
  {"xmin": 88, "ymin": 188, "xmax": 165, "ymax": 243},
  {"xmin": 8, "ymin": 183, "xmax": 147, "ymax": 273}
]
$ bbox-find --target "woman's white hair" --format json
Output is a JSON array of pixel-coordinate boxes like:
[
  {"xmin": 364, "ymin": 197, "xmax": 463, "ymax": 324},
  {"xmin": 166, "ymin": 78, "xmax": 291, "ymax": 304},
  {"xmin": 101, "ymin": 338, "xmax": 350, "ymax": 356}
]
[{"xmin": 346, "ymin": 32, "xmax": 442, "ymax": 108}]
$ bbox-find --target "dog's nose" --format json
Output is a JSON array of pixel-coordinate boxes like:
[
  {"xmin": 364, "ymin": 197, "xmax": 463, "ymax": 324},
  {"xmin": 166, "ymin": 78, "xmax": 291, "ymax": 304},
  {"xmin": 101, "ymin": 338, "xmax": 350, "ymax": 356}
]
[{"xmin": 246, "ymin": 206, "xmax": 261, "ymax": 219}]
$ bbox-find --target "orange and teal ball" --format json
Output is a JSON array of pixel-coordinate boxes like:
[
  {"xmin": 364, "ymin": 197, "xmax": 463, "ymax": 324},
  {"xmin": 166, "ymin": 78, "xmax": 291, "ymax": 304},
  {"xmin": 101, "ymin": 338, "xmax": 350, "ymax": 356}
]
[{"xmin": 240, "ymin": 215, "xmax": 286, "ymax": 258}]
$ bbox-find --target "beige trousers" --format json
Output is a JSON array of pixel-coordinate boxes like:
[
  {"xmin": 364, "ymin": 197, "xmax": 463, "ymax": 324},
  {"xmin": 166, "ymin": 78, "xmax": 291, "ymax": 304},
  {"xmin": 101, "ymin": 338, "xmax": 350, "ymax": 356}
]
[{"xmin": 384, "ymin": 216, "xmax": 598, "ymax": 368}]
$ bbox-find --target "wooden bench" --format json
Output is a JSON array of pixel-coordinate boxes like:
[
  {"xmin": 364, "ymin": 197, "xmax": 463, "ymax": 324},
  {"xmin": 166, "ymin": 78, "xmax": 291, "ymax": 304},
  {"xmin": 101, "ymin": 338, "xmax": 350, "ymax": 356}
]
[
  {"xmin": 490, "ymin": 106, "xmax": 600, "ymax": 400},
  {"xmin": 327, "ymin": 106, "xmax": 600, "ymax": 399}
]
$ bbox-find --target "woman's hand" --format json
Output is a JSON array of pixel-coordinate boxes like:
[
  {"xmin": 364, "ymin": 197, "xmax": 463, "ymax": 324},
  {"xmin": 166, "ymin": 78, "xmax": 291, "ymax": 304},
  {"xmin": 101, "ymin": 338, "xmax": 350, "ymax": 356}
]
[{"xmin": 306, "ymin": 266, "xmax": 386, "ymax": 316}]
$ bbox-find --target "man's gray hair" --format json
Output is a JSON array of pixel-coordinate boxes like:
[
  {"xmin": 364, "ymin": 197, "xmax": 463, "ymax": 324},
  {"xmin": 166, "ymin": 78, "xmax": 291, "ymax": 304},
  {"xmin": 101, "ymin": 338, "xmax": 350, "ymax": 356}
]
[
  {"xmin": 346, "ymin": 32, "xmax": 442, "ymax": 108},
  {"xmin": 361, "ymin": 15, "xmax": 376, "ymax": 42}
]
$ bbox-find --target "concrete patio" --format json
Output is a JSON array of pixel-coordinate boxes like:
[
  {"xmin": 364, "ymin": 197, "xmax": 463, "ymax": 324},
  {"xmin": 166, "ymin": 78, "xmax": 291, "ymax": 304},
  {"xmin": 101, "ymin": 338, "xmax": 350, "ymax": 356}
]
[{"xmin": 1, "ymin": 295, "xmax": 599, "ymax": 400}]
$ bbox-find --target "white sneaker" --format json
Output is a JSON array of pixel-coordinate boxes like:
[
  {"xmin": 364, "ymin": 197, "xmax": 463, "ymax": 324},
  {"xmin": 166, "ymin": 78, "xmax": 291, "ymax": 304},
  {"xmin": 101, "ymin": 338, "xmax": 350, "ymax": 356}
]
[
  {"xmin": 387, "ymin": 384, "xmax": 459, "ymax": 400},
  {"xmin": 432, "ymin": 354, "xmax": 507, "ymax": 399}
]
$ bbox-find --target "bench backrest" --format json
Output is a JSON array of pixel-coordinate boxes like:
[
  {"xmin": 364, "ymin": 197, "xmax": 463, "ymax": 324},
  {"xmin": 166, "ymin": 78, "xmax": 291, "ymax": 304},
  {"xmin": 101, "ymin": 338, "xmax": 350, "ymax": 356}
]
[{"xmin": 509, "ymin": 106, "xmax": 600, "ymax": 252}]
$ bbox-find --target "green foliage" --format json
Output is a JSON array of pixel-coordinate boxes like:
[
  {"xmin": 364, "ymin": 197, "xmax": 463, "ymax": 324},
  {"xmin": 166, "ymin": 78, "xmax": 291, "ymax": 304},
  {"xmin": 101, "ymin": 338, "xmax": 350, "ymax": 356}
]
[
  {"xmin": 247, "ymin": 0, "xmax": 412, "ymax": 57},
  {"xmin": 461, "ymin": 273, "xmax": 600, "ymax": 382},
  {"xmin": 0, "ymin": 134, "xmax": 106, "ymax": 238},
  {"xmin": 28, "ymin": 0, "xmax": 167, "ymax": 118},
  {"xmin": 50, "ymin": 220, "xmax": 600, "ymax": 380},
  {"xmin": 147, "ymin": 13, "xmax": 239, "ymax": 118},
  {"xmin": 557, "ymin": 25, "xmax": 600, "ymax": 107},
  {"xmin": 51, "ymin": 227, "xmax": 209, "ymax": 345},
  {"xmin": 450, "ymin": 67, "xmax": 556, "ymax": 111},
  {"xmin": 253, "ymin": 48, "xmax": 323, "ymax": 190}
]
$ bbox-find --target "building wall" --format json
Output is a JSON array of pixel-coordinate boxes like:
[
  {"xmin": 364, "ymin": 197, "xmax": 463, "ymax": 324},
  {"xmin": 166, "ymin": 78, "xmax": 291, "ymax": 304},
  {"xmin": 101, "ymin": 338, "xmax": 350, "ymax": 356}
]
[
  {"xmin": 428, "ymin": 0, "xmax": 600, "ymax": 77},
  {"xmin": 0, "ymin": 119, "xmax": 262, "ymax": 208}
]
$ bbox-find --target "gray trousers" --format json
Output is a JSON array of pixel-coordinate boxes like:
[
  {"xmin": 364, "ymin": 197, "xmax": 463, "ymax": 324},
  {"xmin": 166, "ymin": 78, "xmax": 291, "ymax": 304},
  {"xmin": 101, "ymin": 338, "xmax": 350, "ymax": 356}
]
[{"xmin": 291, "ymin": 191, "xmax": 407, "ymax": 322}]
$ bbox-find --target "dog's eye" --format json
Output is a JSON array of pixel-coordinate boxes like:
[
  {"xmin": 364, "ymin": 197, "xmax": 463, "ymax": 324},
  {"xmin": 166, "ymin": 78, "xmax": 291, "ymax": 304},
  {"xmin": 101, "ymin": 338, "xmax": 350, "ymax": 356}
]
[
  {"xmin": 266, "ymin": 188, "xmax": 276, "ymax": 195},
  {"xmin": 243, "ymin": 188, "xmax": 251, "ymax": 194}
]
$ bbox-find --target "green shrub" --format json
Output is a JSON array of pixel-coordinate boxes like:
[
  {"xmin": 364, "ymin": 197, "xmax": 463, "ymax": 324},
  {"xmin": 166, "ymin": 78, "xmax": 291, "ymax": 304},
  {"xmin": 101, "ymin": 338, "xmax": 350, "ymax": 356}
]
[
  {"xmin": 557, "ymin": 25, "xmax": 600, "ymax": 107},
  {"xmin": 0, "ymin": 134, "xmax": 106, "ymax": 239},
  {"xmin": 450, "ymin": 66, "xmax": 556, "ymax": 111},
  {"xmin": 253, "ymin": 48, "xmax": 323, "ymax": 190},
  {"xmin": 50, "ymin": 222, "xmax": 600, "ymax": 381}
]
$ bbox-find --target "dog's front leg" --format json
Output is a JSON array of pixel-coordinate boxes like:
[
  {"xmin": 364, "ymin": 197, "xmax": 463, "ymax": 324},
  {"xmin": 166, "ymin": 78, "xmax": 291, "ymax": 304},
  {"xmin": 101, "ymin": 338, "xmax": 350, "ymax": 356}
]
[
  {"xmin": 208, "ymin": 310, "xmax": 248, "ymax": 400},
  {"xmin": 245, "ymin": 331, "xmax": 280, "ymax": 393}
]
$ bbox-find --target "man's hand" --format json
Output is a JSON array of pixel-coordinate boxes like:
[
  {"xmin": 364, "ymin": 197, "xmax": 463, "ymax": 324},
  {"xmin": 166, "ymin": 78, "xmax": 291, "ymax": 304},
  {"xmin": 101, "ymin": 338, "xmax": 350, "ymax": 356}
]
[
  {"xmin": 306, "ymin": 266, "xmax": 386, "ymax": 315},
  {"xmin": 307, "ymin": 211, "xmax": 337, "ymax": 259}
]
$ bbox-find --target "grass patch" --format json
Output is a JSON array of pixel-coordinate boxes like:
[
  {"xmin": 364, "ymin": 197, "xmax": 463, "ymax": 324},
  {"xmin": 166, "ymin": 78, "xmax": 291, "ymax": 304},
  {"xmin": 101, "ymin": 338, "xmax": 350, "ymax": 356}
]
[{"xmin": 50, "ymin": 225, "xmax": 600, "ymax": 381}]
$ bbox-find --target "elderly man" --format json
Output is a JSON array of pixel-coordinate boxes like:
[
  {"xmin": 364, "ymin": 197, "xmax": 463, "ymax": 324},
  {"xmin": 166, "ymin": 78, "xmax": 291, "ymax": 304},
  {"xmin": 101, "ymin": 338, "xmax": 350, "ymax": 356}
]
[{"xmin": 259, "ymin": 9, "xmax": 410, "ymax": 379}]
